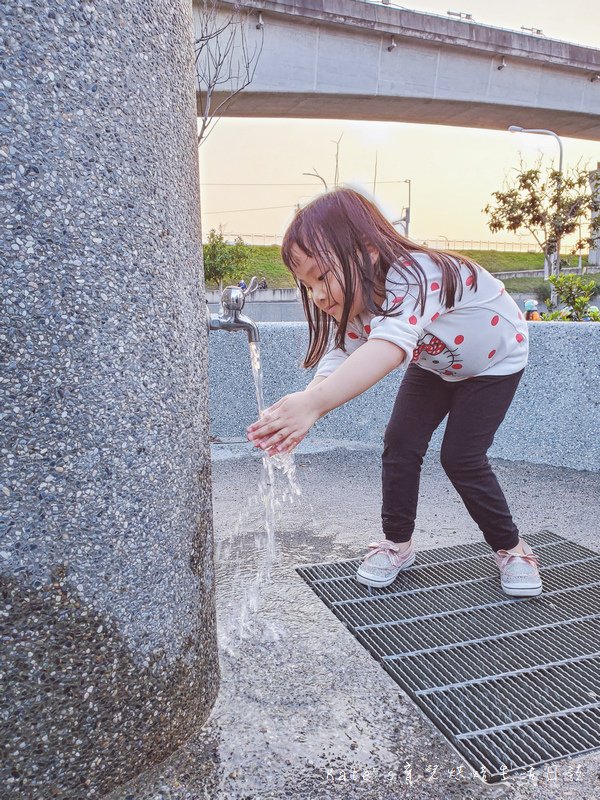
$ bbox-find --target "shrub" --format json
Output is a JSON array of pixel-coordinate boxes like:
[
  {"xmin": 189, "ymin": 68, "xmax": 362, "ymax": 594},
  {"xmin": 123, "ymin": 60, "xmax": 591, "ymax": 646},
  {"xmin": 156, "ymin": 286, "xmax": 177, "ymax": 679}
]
[
  {"xmin": 539, "ymin": 275, "xmax": 599, "ymax": 322},
  {"xmin": 533, "ymin": 283, "xmax": 551, "ymax": 306}
]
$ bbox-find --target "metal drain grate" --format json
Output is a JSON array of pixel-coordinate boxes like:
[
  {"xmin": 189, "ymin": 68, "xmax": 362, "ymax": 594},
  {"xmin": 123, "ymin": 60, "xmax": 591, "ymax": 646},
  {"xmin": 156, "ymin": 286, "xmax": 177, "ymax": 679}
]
[{"xmin": 296, "ymin": 530, "xmax": 600, "ymax": 782}]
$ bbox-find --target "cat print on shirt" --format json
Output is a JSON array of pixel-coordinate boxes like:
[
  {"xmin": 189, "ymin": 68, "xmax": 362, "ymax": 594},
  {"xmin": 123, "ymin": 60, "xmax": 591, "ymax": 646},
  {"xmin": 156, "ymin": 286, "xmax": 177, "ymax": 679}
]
[{"xmin": 411, "ymin": 333, "xmax": 463, "ymax": 374}]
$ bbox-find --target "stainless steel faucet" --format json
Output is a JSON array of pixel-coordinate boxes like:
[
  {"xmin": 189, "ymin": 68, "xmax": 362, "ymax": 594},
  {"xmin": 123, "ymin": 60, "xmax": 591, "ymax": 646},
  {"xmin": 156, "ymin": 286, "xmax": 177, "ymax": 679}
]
[{"xmin": 206, "ymin": 275, "xmax": 260, "ymax": 343}]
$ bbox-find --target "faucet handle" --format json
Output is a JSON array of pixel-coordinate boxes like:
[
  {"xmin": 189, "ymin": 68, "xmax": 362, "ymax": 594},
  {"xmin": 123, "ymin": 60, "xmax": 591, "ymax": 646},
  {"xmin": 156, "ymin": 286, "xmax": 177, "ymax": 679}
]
[
  {"xmin": 243, "ymin": 276, "xmax": 259, "ymax": 297},
  {"xmin": 220, "ymin": 275, "xmax": 260, "ymax": 312}
]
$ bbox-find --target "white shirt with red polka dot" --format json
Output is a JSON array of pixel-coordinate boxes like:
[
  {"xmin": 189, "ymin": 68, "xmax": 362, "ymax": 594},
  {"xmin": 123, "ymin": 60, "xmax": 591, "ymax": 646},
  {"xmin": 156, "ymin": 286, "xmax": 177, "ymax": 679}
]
[{"xmin": 314, "ymin": 252, "xmax": 529, "ymax": 382}]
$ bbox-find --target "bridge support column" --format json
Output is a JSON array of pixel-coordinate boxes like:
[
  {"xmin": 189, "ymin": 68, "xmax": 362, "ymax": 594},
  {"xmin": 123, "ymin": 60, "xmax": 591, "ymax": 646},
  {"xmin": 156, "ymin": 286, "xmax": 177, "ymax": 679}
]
[
  {"xmin": 1, "ymin": 1, "xmax": 219, "ymax": 797},
  {"xmin": 589, "ymin": 163, "xmax": 600, "ymax": 266}
]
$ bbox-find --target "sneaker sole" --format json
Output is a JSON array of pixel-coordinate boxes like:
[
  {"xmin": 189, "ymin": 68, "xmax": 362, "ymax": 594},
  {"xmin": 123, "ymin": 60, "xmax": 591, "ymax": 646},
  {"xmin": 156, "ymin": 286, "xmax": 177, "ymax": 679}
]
[
  {"xmin": 356, "ymin": 553, "xmax": 416, "ymax": 588},
  {"xmin": 501, "ymin": 581, "xmax": 543, "ymax": 597}
]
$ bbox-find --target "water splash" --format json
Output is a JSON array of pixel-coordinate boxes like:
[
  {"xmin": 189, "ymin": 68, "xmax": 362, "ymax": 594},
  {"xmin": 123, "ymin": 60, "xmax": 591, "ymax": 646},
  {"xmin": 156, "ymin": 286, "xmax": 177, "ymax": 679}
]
[{"xmin": 215, "ymin": 341, "xmax": 312, "ymax": 655}]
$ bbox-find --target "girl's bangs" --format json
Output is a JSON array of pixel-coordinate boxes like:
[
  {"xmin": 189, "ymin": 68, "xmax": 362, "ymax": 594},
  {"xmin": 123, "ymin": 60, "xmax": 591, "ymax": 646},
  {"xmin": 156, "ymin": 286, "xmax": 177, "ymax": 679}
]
[{"xmin": 282, "ymin": 214, "xmax": 335, "ymax": 271}]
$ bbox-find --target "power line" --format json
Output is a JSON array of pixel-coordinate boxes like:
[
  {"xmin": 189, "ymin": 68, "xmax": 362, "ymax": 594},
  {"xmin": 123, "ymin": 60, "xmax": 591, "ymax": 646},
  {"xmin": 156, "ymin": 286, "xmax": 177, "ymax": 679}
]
[
  {"xmin": 201, "ymin": 178, "xmax": 415, "ymax": 214},
  {"xmin": 200, "ymin": 180, "xmax": 414, "ymax": 186},
  {"xmin": 202, "ymin": 204, "xmax": 297, "ymax": 214},
  {"xmin": 201, "ymin": 182, "xmax": 320, "ymax": 186}
]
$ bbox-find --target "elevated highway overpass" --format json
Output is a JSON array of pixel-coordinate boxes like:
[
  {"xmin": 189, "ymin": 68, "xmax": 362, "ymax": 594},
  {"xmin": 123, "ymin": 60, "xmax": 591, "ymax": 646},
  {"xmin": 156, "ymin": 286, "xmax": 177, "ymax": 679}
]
[{"xmin": 193, "ymin": 0, "xmax": 600, "ymax": 140}]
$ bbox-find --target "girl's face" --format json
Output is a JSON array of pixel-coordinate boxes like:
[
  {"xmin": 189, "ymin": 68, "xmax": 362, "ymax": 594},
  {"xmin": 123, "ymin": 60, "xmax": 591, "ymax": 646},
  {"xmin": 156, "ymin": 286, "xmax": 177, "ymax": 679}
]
[{"xmin": 289, "ymin": 244, "xmax": 367, "ymax": 321}]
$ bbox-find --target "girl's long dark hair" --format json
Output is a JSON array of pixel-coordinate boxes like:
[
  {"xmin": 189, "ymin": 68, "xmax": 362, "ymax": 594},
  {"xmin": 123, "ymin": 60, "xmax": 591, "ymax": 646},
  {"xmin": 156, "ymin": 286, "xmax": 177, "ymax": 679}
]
[{"xmin": 281, "ymin": 187, "xmax": 482, "ymax": 369}]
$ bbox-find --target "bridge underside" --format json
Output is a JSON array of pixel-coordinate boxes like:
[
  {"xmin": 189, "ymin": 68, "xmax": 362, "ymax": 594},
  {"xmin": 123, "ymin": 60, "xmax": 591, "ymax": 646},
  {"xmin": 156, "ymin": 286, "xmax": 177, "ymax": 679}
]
[{"xmin": 200, "ymin": 92, "xmax": 600, "ymax": 141}]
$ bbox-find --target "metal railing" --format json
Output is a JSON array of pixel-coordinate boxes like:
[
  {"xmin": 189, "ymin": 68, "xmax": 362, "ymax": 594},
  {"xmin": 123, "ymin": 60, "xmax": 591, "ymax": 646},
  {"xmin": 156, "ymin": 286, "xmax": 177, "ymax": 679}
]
[
  {"xmin": 417, "ymin": 240, "xmax": 541, "ymax": 253},
  {"xmin": 204, "ymin": 233, "xmax": 551, "ymax": 252}
]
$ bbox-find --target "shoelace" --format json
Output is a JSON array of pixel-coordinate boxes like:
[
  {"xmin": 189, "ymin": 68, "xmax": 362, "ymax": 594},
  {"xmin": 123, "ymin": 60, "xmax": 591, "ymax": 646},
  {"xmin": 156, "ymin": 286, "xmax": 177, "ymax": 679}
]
[
  {"xmin": 364, "ymin": 540, "xmax": 409, "ymax": 563},
  {"xmin": 496, "ymin": 548, "xmax": 540, "ymax": 569}
]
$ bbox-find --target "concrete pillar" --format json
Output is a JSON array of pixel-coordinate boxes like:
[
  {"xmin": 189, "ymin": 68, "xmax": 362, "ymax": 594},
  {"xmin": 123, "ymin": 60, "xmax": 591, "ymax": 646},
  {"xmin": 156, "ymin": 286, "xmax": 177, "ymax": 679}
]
[
  {"xmin": 589, "ymin": 163, "xmax": 600, "ymax": 266},
  {"xmin": 1, "ymin": 1, "xmax": 219, "ymax": 798}
]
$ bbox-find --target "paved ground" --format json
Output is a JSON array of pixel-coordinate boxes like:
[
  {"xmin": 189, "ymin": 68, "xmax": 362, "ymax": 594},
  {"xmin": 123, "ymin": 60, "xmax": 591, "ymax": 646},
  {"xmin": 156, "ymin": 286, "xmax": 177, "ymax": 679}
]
[{"xmin": 108, "ymin": 441, "xmax": 600, "ymax": 800}]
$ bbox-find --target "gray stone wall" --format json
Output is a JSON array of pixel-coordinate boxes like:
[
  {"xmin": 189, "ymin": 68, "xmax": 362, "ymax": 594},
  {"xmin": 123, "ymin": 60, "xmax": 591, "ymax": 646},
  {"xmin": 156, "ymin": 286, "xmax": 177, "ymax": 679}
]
[
  {"xmin": 207, "ymin": 291, "xmax": 600, "ymax": 323},
  {"xmin": 1, "ymin": 1, "xmax": 218, "ymax": 797},
  {"xmin": 208, "ymin": 322, "xmax": 600, "ymax": 473}
]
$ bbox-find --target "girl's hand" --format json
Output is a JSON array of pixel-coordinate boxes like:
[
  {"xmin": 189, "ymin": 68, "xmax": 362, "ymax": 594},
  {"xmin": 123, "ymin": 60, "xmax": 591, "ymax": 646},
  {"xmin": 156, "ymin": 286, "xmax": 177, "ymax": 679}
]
[{"xmin": 246, "ymin": 391, "xmax": 321, "ymax": 456}]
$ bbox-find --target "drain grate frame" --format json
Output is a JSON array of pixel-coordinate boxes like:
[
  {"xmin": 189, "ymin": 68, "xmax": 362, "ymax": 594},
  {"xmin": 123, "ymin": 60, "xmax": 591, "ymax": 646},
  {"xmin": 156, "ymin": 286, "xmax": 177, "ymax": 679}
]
[{"xmin": 296, "ymin": 530, "xmax": 600, "ymax": 782}]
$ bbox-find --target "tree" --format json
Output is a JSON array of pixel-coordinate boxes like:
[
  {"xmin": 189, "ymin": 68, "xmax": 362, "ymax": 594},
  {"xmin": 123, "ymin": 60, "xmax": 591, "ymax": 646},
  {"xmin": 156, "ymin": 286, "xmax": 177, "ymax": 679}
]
[
  {"xmin": 203, "ymin": 228, "xmax": 251, "ymax": 291},
  {"xmin": 483, "ymin": 157, "xmax": 600, "ymax": 303},
  {"xmin": 194, "ymin": 1, "xmax": 264, "ymax": 144}
]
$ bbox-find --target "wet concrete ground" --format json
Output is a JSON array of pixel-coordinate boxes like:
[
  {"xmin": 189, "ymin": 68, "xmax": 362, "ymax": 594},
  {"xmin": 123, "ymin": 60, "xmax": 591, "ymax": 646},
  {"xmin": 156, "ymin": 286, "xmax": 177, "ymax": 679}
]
[{"xmin": 108, "ymin": 441, "xmax": 600, "ymax": 800}]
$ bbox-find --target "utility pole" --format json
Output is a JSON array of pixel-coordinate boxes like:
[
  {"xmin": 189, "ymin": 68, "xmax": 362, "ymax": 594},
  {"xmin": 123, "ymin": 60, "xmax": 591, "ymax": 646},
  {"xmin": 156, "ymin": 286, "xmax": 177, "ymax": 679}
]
[{"xmin": 373, "ymin": 151, "xmax": 378, "ymax": 196}]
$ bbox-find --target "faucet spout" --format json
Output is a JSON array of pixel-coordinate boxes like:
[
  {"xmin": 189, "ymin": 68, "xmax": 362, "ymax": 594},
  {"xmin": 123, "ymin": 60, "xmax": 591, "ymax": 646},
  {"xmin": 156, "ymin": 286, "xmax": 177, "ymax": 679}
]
[{"xmin": 208, "ymin": 310, "xmax": 260, "ymax": 343}]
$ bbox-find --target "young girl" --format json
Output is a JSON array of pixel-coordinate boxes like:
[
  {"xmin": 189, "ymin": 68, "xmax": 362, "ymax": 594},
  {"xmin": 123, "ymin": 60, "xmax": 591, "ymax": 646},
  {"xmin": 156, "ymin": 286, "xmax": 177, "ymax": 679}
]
[{"xmin": 246, "ymin": 188, "xmax": 542, "ymax": 598}]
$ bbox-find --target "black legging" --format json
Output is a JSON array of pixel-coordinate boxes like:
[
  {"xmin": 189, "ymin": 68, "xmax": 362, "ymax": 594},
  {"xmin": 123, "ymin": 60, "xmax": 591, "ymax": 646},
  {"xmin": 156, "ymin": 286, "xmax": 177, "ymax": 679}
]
[{"xmin": 381, "ymin": 362, "xmax": 525, "ymax": 552}]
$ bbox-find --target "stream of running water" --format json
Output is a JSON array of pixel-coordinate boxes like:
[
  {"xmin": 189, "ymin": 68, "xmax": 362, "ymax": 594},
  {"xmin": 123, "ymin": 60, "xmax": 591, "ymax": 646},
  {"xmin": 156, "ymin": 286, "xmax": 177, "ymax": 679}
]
[{"xmin": 215, "ymin": 340, "xmax": 316, "ymax": 655}]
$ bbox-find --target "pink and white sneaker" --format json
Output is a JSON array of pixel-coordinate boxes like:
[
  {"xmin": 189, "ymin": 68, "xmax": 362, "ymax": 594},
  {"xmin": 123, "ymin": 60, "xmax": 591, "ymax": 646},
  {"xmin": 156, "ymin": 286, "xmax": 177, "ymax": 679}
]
[
  {"xmin": 494, "ymin": 540, "xmax": 543, "ymax": 597},
  {"xmin": 356, "ymin": 539, "xmax": 416, "ymax": 588}
]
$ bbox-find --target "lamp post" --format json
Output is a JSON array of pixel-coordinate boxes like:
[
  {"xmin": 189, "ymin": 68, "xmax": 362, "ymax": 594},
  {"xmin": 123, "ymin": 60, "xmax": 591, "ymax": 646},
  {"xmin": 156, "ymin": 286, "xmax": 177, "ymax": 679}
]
[
  {"xmin": 302, "ymin": 171, "xmax": 328, "ymax": 191},
  {"xmin": 508, "ymin": 125, "xmax": 563, "ymax": 307},
  {"xmin": 403, "ymin": 179, "xmax": 412, "ymax": 237},
  {"xmin": 391, "ymin": 178, "xmax": 412, "ymax": 237}
]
